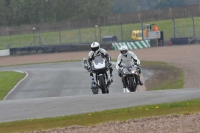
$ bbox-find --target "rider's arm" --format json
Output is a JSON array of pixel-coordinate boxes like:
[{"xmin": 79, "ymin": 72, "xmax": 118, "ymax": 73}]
[
  {"xmin": 104, "ymin": 53, "xmax": 111, "ymax": 63},
  {"xmin": 88, "ymin": 51, "xmax": 94, "ymax": 66},
  {"xmin": 129, "ymin": 51, "xmax": 140, "ymax": 65},
  {"xmin": 100, "ymin": 48, "xmax": 111, "ymax": 63},
  {"xmin": 116, "ymin": 54, "xmax": 122, "ymax": 70}
]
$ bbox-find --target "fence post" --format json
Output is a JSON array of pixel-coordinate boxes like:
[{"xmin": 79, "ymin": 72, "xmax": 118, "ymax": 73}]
[
  {"xmin": 9, "ymin": 30, "xmax": 12, "ymax": 46},
  {"xmin": 140, "ymin": 21, "xmax": 144, "ymax": 40},
  {"xmin": 99, "ymin": 25, "xmax": 101, "ymax": 42},
  {"xmin": 58, "ymin": 28, "xmax": 61, "ymax": 44},
  {"xmin": 95, "ymin": 25, "xmax": 98, "ymax": 42},
  {"xmin": 191, "ymin": 17, "xmax": 195, "ymax": 37},
  {"xmin": 79, "ymin": 27, "xmax": 81, "ymax": 44},
  {"xmin": 172, "ymin": 19, "xmax": 176, "ymax": 38},
  {"xmin": 32, "ymin": 27, "xmax": 36, "ymax": 46},
  {"xmin": 37, "ymin": 27, "xmax": 41, "ymax": 46},
  {"xmin": 120, "ymin": 23, "xmax": 123, "ymax": 41}
]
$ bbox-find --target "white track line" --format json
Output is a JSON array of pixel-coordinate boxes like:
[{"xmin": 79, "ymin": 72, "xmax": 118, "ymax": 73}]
[{"xmin": 3, "ymin": 71, "xmax": 28, "ymax": 100}]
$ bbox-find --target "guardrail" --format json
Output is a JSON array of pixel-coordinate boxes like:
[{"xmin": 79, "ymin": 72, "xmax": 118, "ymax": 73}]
[{"xmin": 9, "ymin": 43, "xmax": 113, "ymax": 56}]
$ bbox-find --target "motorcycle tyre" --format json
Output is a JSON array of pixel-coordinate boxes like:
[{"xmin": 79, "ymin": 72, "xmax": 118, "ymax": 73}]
[
  {"xmin": 99, "ymin": 76, "xmax": 107, "ymax": 94},
  {"xmin": 92, "ymin": 88, "xmax": 98, "ymax": 94},
  {"xmin": 129, "ymin": 77, "xmax": 136, "ymax": 92}
]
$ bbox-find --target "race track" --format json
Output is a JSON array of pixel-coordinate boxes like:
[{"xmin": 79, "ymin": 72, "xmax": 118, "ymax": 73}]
[
  {"xmin": 1, "ymin": 62, "xmax": 151, "ymax": 100},
  {"xmin": 0, "ymin": 44, "xmax": 200, "ymax": 122}
]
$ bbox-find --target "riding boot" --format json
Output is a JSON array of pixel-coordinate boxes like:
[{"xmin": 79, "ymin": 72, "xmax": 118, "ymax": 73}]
[
  {"xmin": 110, "ymin": 67, "xmax": 113, "ymax": 82},
  {"xmin": 138, "ymin": 75, "xmax": 143, "ymax": 86},
  {"xmin": 122, "ymin": 78, "xmax": 126, "ymax": 88},
  {"xmin": 90, "ymin": 72, "xmax": 93, "ymax": 77}
]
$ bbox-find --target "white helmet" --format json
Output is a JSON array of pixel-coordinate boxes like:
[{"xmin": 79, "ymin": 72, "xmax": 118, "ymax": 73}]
[
  {"xmin": 119, "ymin": 45, "xmax": 128, "ymax": 55},
  {"xmin": 91, "ymin": 42, "xmax": 100, "ymax": 52}
]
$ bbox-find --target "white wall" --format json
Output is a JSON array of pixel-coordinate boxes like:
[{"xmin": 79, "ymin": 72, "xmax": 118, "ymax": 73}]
[{"xmin": 0, "ymin": 49, "xmax": 10, "ymax": 56}]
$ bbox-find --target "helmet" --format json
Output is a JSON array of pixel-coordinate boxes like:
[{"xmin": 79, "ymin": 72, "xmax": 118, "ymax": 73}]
[
  {"xmin": 91, "ymin": 42, "xmax": 100, "ymax": 52},
  {"xmin": 119, "ymin": 45, "xmax": 128, "ymax": 55}
]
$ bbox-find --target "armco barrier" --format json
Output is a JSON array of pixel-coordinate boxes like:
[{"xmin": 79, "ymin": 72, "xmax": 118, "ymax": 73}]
[
  {"xmin": 10, "ymin": 43, "xmax": 113, "ymax": 56},
  {"xmin": 112, "ymin": 40, "xmax": 151, "ymax": 50},
  {"xmin": 170, "ymin": 37, "xmax": 195, "ymax": 45}
]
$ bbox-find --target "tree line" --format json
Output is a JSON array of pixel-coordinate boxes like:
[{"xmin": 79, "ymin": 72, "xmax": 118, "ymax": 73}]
[{"xmin": 0, "ymin": 0, "xmax": 199, "ymax": 26}]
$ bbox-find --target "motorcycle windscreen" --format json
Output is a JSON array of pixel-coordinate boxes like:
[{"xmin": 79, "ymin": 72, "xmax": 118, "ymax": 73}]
[
  {"xmin": 122, "ymin": 61, "xmax": 134, "ymax": 68},
  {"xmin": 123, "ymin": 66, "xmax": 137, "ymax": 74},
  {"xmin": 92, "ymin": 57, "xmax": 106, "ymax": 69}
]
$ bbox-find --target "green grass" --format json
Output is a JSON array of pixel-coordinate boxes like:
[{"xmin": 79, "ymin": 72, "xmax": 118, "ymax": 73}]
[
  {"xmin": 140, "ymin": 60, "xmax": 168, "ymax": 66},
  {"xmin": 0, "ymin": 98, "xmax": 200, "ymax": 133},
  {"xmin": 1, "ymin": 17, "xmax": 200, "ymax": 49},
  {"xmin": 141, "ymin": 61, "xmax": 184, "ymax": 91},
  {"xmin": 151, "ymin": 66, "xmax": 184, "ymax": 90},
  {"xmin": 0, "ymin": 71, "xmax": 26, "ymax": 100}
]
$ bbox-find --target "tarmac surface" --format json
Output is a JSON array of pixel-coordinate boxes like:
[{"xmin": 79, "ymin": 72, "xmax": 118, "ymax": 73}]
[{"xmin": 0, "ymin": 44, "xmax": 200, "ymax": 122}]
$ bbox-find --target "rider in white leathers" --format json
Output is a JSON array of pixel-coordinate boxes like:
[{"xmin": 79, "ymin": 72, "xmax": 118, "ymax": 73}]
[
  {"xmin": 116, "ymin": 45, "xmax": 143, "ymax": 89},
  {"xmin": 88, "ymin": 42, "xmax": 113, "ymax": 83}
]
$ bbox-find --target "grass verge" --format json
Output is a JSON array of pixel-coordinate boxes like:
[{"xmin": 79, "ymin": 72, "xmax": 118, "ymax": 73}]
[
  {"xmin": 141, "ymin": 61, "xmax": 184, "ymax": 90},
  {"xmin": 0, "ymin": 98, "xmax": 200, "ymax": 133},
  {"xmin": 0, "ymin": 71, "xmax": 26, "ymax": 100}
]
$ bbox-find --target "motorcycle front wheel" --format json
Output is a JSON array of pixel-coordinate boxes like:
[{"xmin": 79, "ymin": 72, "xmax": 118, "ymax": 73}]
[
  {"xmin": 128, "ymin": 77, "xmax": 136, "ymax": 92},
  {"xmin": 99, "ymin": 76, "xmax": 108, "ymax": 94}
]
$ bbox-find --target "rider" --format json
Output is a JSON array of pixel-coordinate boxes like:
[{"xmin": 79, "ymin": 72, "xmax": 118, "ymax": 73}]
[
  {"xmin": 116, "ymin": 45, "xmax": 143, "ymax": 89},
  {"xmin": 88, "ymin": 42, "xmax": 113, "ymax": 83}
]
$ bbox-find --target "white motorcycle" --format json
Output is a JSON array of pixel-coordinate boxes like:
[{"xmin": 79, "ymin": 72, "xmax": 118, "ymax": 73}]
[{"xmin": 90, "ymin": 56, "xmax": 112, "ymax": 94}]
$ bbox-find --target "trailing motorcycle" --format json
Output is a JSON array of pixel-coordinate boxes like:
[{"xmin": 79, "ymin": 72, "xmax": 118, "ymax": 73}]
[
  {"xmin": 121, "ymin": 65, "xmax": 140, "ymax": 92},
  {"xmin": 90, "ymin": 56, "xmax": 111, "ymax": 94}
]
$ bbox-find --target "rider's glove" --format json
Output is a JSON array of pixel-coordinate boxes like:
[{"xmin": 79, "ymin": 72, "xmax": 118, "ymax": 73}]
[
  {"xmin": 88, "ymin": 66, "xmax": 92, "ymax": 72},
  {"xmin": 118, "ymin": 68, "xmax": 122, "ymax": 77},
  {"xmin": 108, "ymin": 62, "xmax": 112, "ymax": 67}
]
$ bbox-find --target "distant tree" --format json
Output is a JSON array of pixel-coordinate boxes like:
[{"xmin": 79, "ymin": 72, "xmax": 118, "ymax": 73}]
[
  {"xmin": 0, "ymin": 0, "xmax": 14, "ymax": 25},
  {"xmin": 184, "ymin": 0, "xmax": 200, "ymax": 5},
  {"xmin": 74, "ymin": 0, "xmax": 113, "ymax": 18},
  {"xmin": 112, "ymin": 0, "xmax": 139, "ymax": 13},
  {"xmin": 154, "ymin": 0, "xmax": 185, "ymax": 9},
  {"xmin": 1, "ymin": 0, "xmax": 193, "ymax": 26},
  {"xmin": 2, "ymin": 0, "xmax": 113, "ymax": 25}
]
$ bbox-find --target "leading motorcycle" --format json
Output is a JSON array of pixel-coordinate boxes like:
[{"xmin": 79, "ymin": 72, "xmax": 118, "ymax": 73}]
[{"xmin": 90, "ymin": 56, "xmax": 111, "ymax": 94}]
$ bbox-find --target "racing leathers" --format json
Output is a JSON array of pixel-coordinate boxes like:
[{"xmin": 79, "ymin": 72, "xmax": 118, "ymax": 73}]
[
  {"xmin": 88, "ymin": 48, "xmax": 113, "ymax": 83},
  {"xmin": 116, "ymin": 51, "xmax": 143, "ymax": 88}
]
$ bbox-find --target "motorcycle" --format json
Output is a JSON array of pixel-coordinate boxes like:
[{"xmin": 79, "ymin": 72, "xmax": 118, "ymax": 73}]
[
  {"xmin": 82, "ymin": 58, "xmax": 90, "ymax": 72},
  {"xmin": 90, "ymin": 56, "xmax": 111, "ymax": 94},
  {"xmin": 121, "ymin": 65, "xmax": 140, "ymax": 92}
]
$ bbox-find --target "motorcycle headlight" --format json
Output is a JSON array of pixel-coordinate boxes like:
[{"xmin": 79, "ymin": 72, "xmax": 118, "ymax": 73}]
[{"xmin": 132, "ymin": 70, "xmax": 136, "ymax": 74}]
